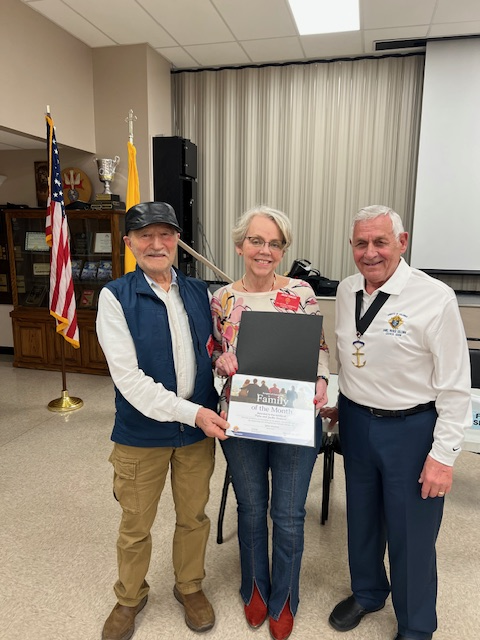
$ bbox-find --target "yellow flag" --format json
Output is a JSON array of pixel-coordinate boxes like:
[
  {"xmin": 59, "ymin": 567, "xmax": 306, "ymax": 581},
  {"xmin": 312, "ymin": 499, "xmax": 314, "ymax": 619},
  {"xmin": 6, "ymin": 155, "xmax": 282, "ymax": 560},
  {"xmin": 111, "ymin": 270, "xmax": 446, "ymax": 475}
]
[{"xmin": 124, "ymin": 140, "xmax": 140, "ymax": 273}]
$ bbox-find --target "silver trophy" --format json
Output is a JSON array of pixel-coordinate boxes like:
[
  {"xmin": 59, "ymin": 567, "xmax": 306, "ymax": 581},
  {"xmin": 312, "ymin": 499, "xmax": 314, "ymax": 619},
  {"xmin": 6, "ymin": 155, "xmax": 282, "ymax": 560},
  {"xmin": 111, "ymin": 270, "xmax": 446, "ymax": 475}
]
[{"xmin": 94, "ymin": 156, "xmax": 120, "ymax": 195}]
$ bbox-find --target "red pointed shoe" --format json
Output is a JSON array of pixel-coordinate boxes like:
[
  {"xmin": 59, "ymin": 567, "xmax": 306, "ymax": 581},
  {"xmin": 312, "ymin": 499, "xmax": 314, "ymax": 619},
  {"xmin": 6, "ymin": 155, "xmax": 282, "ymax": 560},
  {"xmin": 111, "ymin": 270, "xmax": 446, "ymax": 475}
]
[
  {"xmin": 244, "ymin": 583, "xmax": 268, "ymax": 629},
  {"xmin": 269, "ymin": 600, "xmax": 294, "ymax": 640}
]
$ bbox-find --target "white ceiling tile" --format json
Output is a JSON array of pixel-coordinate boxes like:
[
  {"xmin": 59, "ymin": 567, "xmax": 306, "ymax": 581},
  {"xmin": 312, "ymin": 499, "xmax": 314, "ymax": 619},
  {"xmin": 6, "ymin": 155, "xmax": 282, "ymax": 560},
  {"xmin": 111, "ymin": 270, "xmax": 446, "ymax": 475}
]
[
  {"xmin": 138, "ymin": 0, "xmax": 234, "ymax": 46},
  {"xmin": 301, "ymin": 32, "xmax": 364, "ymax": 59},
  {"xmin": 434, "ymin": 0, "xmax": 480, "ymax": 24},
  {"xmin": 429, "ymin": 22, "xmax": 480, "ymax": 38},
  {"xmin": 184, "ymin": 42, "xmax": 251, "ymax": 67},
  {"xmin": 22, "ymin": 0, "xmax": 117, "ymax": 47},
  {"xmin": 362, "ymin": 0, "xmax": 436, "ymax": 30},
  {"xmin": 15, "ymin": 0, "xmax": 480, "ymax": 69},
  {"xmin": 212, "ymin": 0, "xmax": 297, "ymax": 40},
  {"xmin": 62, "ymin": 0, "xmax": 177, "ymax": 47},
  {"xmin": 156, "ymin": 47, "xmax": 200, "ymax": 69},
  {"xmin": 241, "ymin": 37, "xmax": 304, "ymax": 63},
  {"xmin": 364, "ymin": 26, "xmax": 429, "ymax": 53}
]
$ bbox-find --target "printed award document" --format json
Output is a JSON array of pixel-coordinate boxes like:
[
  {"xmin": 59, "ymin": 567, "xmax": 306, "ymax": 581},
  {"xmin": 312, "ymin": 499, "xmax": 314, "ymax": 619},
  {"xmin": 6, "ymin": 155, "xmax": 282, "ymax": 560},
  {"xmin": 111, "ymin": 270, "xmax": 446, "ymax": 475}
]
[{"xmin": 226, "ymin": 312, "xmax": 323, "ymax": 447}]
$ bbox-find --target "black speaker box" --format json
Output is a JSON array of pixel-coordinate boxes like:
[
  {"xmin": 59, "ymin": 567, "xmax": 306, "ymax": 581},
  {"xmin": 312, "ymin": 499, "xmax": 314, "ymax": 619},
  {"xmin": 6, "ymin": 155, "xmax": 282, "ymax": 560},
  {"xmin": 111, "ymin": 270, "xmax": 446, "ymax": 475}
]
[
  {"xmin": 153, "ymin": 175, "xmax": 197, "ymax": 243},
  {"xmin": 153, "ymin": 137, "xmax": 199, "ymax": 275},
  {"xmin": 152, "ymin": 136, "xmax": 197, "ymax": 180}
]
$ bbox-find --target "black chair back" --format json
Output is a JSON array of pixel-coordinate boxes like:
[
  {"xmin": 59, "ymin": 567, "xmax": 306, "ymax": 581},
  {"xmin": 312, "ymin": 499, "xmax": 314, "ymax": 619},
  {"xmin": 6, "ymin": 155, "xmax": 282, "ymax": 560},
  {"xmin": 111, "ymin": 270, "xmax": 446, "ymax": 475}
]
[{"xmin": 469, "ymin": 348, "xmax": 480, "ymax": 389}]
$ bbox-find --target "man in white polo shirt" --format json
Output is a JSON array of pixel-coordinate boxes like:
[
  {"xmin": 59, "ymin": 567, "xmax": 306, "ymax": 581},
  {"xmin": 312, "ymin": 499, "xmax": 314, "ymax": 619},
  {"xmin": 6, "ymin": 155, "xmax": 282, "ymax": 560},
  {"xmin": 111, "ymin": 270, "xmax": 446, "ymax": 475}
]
[{"xmin": 324, "ymin": 205, "xmax": 471, "ymax": 640}]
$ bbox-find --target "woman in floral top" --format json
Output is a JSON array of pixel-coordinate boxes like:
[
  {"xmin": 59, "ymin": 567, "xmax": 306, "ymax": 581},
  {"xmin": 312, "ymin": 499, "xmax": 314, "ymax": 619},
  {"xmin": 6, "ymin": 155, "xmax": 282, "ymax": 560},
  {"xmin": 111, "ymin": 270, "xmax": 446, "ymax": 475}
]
[{"xmin": 211, "ymin": 205, "xmax": 329, "ymax": 640}]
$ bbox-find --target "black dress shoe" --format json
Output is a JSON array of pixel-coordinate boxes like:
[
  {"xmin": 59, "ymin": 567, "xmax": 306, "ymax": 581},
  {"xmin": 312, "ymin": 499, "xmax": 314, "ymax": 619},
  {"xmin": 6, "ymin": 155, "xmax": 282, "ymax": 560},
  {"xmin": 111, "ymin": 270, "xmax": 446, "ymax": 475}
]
[{"xmin": 329, "ymin": 595, "xmax": 384, "ymax": 632}]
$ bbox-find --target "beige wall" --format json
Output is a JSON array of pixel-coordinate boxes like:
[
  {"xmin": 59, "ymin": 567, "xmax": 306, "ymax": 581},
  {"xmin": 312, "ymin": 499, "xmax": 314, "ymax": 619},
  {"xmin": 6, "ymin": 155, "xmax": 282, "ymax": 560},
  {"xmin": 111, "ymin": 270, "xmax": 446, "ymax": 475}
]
[
  {"xmin": 0, "ymin": 42, "xmax": 173, "ymax": 209},
  {"xmin": 92, "ymin": 44, "xmax": 172, "ymax": 202},
  {"xmin": 146, "ymin": 45, "xmax": 174, "ymax": 192},
  {"xmin": 0, "ymin": 0, "xmax": 95, "ymax": 151},
  {"xmin": 0, "ymin": 148, "xmax": 95, "ymax": 208},
  {"xmin": 0, "ymin": 3, "xmax": 173, "ymax": 347}
]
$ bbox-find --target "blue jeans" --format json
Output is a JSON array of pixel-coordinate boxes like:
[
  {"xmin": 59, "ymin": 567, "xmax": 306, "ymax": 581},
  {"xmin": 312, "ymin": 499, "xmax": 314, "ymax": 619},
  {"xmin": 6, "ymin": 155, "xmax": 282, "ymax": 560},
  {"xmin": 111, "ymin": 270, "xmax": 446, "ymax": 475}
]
[{"xmin": 221, "ymin": 420, "xmax": 321, "ymax": 619}]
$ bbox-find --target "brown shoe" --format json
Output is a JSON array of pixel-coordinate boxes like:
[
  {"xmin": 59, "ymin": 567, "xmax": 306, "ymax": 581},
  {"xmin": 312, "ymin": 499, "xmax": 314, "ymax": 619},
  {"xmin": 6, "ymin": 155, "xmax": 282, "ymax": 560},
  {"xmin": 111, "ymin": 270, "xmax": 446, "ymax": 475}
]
[
  {"xmin": 102, "ymin": 595, "xmax": 148, "ymax": 640},
  {"xmin": 173, "ymin": 585, "xmax": 215, "ymax": 632}
]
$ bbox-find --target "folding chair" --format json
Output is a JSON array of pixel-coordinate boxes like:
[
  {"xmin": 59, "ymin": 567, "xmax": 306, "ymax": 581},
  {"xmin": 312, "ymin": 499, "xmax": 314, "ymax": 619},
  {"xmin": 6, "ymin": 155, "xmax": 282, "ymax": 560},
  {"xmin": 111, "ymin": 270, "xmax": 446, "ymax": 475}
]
[
  {"xmin": 469, "ymin": 347, "xmax": 480, "ymax": 388},
  {"xmin": 319, "ymin": 421, "xmax": 342, "ymax": 525},
  {"xmin": 217, "ymin": 466, "xmax": 232, "ymax": 544}
]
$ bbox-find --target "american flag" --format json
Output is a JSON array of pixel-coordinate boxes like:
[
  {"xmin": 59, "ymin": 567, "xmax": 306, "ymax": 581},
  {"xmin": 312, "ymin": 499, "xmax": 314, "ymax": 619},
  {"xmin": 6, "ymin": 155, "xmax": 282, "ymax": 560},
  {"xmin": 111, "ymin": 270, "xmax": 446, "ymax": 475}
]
[{"xmin": 45, "ymin": 113, "xmax": 79, "ymax": 348}]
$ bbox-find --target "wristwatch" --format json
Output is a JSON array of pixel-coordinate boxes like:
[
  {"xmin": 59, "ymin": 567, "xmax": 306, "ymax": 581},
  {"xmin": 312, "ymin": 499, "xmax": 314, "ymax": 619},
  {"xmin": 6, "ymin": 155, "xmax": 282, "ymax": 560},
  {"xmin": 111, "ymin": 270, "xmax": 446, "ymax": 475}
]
[{"xmin": 317, "ymin": 375, "xmax": 329, "ymax": 385}]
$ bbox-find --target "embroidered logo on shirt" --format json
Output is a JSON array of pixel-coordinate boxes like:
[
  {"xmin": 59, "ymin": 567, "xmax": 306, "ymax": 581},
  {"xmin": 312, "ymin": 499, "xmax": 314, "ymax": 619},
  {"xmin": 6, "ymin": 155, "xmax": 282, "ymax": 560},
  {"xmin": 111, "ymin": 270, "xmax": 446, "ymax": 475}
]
[
  {"xmin": 388, "ymin": 315, "xmax": 404, "ymax": 330},
  {"xmin": 383, "ymin": 313, "xmax": 407, "ymax": 337}
]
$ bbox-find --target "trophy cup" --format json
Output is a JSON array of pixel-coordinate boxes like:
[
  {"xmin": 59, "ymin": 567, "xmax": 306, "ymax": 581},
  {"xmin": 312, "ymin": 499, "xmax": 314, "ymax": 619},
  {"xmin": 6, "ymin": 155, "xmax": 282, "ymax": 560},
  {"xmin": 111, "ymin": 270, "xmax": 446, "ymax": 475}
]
[{"xmin": 91, "ymin": 156, "xmax": 125, "ymax": 210}]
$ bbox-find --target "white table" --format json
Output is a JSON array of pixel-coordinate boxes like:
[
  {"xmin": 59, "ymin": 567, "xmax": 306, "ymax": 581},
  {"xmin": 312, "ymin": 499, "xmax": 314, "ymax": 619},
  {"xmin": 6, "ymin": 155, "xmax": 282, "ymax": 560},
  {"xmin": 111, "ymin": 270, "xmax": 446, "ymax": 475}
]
[{"xmin": 465, "ymin": 391, "xmax": 480, "ymax": 453}]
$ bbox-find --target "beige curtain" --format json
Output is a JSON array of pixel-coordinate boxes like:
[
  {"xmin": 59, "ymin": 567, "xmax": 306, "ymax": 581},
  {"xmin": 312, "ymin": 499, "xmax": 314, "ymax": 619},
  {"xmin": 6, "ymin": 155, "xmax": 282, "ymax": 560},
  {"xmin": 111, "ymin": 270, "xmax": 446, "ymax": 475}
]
[{"xmin": 173, "ymin": 55, "xmax": 424, "ymax": 283}]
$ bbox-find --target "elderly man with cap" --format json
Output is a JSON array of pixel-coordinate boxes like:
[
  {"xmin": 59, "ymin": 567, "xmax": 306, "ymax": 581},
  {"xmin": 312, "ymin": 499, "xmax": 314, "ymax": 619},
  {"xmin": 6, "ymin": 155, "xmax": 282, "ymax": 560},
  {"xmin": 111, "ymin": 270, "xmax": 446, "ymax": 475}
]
[{"xmin": 97, "ymin": 202, "xmax": 228, "ymax": 640}]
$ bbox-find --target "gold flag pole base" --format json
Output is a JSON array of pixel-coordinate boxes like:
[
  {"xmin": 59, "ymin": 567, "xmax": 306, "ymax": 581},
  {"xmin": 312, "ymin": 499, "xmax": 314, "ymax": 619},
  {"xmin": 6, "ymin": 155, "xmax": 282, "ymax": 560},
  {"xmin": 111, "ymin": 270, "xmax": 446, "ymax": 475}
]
[{"xmin": 48, "ymin": 390, "xmax": 84, "ymax": 412}]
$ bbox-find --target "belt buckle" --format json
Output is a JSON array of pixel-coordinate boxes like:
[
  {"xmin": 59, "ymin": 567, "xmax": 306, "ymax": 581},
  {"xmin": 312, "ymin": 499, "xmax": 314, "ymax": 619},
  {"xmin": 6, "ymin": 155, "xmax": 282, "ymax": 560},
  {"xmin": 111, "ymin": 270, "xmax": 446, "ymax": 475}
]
[{"xmin": 370, "ymin": 407, "xmax": 394, "ymax": 417}]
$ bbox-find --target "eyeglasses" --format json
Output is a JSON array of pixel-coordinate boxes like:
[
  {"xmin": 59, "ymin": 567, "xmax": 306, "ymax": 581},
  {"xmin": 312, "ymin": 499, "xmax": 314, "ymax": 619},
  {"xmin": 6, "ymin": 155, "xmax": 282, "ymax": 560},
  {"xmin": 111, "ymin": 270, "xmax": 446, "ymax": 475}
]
[{"xmin": 245, "ymin": 236, "xmax": 285, "ymax": 251}]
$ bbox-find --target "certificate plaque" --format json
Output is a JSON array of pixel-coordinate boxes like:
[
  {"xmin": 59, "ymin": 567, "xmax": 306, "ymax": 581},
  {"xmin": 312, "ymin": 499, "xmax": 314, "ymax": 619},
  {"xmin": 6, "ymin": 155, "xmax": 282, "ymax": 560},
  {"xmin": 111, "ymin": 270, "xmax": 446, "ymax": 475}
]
[
  {"xmin": 25, "ymin": 231, "xmax": 49, "ymax": 252},
  {"xmin": 227, "ymin": 373, "xmax": 316, "ymax": 446},
  {"xmin": 33, "ymin": 263, "xmax": 50, "ymax": 276},
  {"xmin": 225, "ymin": 312, "xmax": 323, "ymax": 448},
  {"xmin": 94, "ymin": 232, "xmax": 112, "ymax": 253}
]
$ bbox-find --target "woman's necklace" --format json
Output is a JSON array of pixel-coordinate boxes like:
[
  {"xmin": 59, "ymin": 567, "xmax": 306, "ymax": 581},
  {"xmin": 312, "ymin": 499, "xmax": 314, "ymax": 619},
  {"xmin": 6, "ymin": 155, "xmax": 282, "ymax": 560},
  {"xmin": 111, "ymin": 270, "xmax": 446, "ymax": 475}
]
[{"xmin": 241, "ymin": 273, "xmax": 276, "ymax": 292}]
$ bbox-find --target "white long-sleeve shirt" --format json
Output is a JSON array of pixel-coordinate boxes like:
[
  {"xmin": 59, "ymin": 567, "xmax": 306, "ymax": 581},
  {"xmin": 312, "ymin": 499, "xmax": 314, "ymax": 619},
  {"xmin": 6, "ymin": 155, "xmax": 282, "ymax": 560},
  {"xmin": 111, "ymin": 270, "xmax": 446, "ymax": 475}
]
[
  {"xmin": 96, "ymin": 269, "xmax": 201, "ymax": 428},
  {"xmin": 335, "ymin": 258, "xmax": 472, "ymax": 466}
]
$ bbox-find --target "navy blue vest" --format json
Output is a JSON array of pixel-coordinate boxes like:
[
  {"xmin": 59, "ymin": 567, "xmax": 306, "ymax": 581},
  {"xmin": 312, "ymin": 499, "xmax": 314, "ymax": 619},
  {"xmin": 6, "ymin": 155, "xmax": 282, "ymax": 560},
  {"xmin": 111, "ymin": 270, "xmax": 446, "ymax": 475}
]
[{"xmin": 104, "ymin": 267, "xmax": 218, "ymax": 447}]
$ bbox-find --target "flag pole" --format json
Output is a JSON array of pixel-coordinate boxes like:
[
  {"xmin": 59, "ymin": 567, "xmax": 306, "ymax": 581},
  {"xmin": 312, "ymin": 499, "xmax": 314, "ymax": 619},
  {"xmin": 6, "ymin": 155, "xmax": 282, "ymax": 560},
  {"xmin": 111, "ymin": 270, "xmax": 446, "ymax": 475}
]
[
  {"xmin": 126, "ymin": 108, "xmax": 136, "ymax": 143},
  {"xmin": 47, "ymin": 337, "xmax": 83, "ymax": 412},
  {"xmin": 177, "ymin": 239, "xmax": 233, "ymax": 283},
  {"xmin": 124, "ymin": 110, "xmax": 138, "ymax": 273},
  {"xmin": 44, "ymin": 106, "xmax": 83, "ymax": 412}
]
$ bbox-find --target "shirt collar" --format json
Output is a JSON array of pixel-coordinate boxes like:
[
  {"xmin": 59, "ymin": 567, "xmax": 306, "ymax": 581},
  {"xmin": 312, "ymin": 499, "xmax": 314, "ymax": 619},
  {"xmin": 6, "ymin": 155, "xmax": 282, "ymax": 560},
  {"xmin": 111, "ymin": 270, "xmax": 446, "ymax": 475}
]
[
  {"xmin": 349, "ymin": 257, "xmax": 411, "ymax": 296},
  {"xmin": 143, "ymin": 267, "xmax": 178, "ymax": 290}
]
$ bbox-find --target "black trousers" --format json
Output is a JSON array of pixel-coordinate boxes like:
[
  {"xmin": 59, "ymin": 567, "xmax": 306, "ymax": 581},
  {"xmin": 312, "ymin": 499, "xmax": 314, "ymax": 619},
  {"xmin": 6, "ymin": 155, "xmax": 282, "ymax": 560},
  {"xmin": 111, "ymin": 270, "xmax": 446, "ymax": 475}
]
[{"xmin": 338, "ymin": 393, "xmax": 443, "ymax": 640}]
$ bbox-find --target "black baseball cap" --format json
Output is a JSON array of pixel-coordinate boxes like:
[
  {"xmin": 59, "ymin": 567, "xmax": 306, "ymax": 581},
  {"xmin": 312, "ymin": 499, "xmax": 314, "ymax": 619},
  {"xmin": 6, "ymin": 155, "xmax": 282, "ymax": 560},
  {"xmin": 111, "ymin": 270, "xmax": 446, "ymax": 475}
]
[{"xmin": 125, "ymin": 202, "xmax": 182, "ymax": 234}]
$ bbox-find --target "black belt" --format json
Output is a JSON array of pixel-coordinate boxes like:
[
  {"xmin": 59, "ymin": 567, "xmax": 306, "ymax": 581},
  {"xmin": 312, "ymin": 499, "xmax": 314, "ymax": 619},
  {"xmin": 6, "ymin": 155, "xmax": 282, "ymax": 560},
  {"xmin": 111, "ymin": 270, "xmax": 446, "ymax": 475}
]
[{"xmin": 344, "ymin": 395, "xmax": 436, "ymax": 418}]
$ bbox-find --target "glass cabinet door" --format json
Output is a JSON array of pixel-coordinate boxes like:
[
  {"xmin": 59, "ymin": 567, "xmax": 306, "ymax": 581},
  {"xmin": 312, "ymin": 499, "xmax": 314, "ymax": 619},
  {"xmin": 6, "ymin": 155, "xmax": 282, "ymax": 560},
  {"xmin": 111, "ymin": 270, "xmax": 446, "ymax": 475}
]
[
  {"xmin": 7, "ymin": 209, "xmax": 125, "ymax": 310},
  {"xmin": 10, "ymin": 214, "xmax": 50, "ymax": 308},
  {"xmin": 69, "ymin": 216, "xmax": 115, "ymax": 310}
]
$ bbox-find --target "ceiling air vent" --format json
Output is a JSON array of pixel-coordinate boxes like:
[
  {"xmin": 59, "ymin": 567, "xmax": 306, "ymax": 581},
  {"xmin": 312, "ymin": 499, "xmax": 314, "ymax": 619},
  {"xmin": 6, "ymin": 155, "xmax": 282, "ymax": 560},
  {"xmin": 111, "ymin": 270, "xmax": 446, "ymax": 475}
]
[{"xmin": 375, "ymin": 38, "xmax": 427, "ymax": 51}]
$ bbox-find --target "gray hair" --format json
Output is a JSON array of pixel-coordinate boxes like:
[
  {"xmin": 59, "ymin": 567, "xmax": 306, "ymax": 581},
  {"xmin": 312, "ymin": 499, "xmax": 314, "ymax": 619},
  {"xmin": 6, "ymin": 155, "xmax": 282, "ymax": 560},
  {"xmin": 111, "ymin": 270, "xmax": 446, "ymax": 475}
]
[
  {"xmin": 232, "ymin": 205, "xmax": 292, "ymax": 249},
  {"xmin": 349, "ymin": 205, "xmax": 405, "ymax": 241}
]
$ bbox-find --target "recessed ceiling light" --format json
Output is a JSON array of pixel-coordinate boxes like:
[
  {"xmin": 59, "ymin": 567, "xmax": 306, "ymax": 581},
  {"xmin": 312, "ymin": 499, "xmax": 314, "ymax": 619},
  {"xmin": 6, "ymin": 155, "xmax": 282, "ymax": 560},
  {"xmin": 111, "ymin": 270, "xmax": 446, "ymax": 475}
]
[{"xmin": 288, "ymin": 0, "xmax": 360, "ymax": 35}]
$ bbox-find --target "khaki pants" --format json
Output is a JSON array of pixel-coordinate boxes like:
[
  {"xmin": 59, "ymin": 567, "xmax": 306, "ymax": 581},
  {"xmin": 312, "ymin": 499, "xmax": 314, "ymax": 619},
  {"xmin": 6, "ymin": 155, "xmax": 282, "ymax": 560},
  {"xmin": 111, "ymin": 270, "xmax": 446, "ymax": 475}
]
[{"xmin": 109, "ymin": 438, "xmax": 215, "ymax": 606}]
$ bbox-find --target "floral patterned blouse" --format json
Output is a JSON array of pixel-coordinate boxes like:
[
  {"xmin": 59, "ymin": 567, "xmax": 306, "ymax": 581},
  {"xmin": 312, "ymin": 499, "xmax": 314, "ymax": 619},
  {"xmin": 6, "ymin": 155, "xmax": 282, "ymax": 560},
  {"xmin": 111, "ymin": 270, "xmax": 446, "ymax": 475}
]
[{"xmin": 210, "ymin": 278, "xmax": 329, "ymax": 407}]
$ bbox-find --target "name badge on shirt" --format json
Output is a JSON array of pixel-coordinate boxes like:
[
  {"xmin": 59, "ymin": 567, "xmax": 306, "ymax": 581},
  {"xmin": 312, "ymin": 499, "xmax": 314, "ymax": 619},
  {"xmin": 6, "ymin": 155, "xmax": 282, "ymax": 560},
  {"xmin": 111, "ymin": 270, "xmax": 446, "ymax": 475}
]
[
  {"xmin": 274, "ymin": 291, "xmax": 301, "ymax": 311},
  {"xmin": 206, "ymin": 334, "xmax": 214, "ymax": 357}
]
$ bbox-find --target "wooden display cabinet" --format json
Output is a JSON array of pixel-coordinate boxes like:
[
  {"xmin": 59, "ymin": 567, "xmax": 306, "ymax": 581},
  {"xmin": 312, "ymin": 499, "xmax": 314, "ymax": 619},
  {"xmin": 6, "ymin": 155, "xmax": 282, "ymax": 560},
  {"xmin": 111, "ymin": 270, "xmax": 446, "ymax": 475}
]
[{"xmin": 5, "ymin": 208, "xmax": 125, "ymax": 374}]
